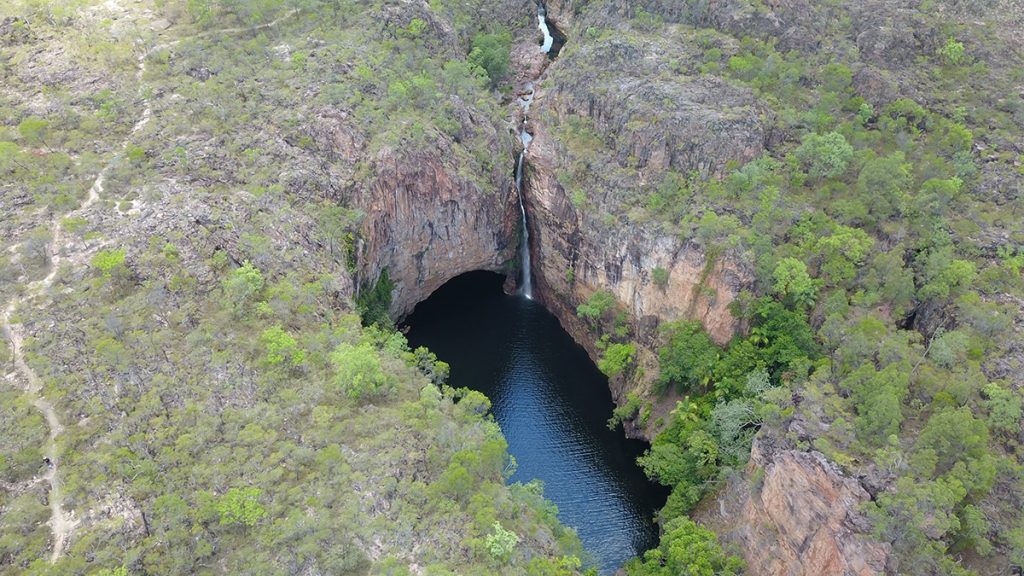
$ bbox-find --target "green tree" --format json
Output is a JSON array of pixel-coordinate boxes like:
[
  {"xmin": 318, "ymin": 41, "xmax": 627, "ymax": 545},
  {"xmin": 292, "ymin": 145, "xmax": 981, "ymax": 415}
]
[
  {"xmin": 771, "ymin": 257, "xmax": 817, "ymax": 308},
  {"xmin": 217, "ymin": 487, "xmax": 265, "ymax": 527},
  {"xmin": 983, "ymin": 382, "xmax": 1023, "ymax": 435},
  {"xmin": 413, "ymin": 346, "xmax": 450, "ymax": 385},
  {"xmin": 813, "ymin": 225, "xmax": 874, "ymax": 285},
  {"xmin": 919, "ymin": 251, "xmax": 976, "ymax": 301},
  {"xmin": 794, "ymin": 131, "xmax": 853, "ymax": 180},
  {"xmin": 222, "ymin": 261, "xmax": 265, "ymax": 316},
  {"xmin": 468, "ymin": 29, "xmax": 512, "ymax": 87},
  {"xmin": 330, "ymin": 342, "xmax": 389, "ymax": 399},
  {"xmin": 625, "ymin": 516, "xmax": 744, "ymax": 576},
  {"xmin": 17, "ymin": 116, "xmax": 51, "ymax": 149},
  {"xmin": 657, "ymin": 322, "xmax": 719, "ymax": 393},
  {"xmin": 0, "ymin": 141, "xmax": 29, "ymax": 172},
  {"xmin": 484, "ymin": 521, "xmax": 520, "ymax": 562},
  {"xmin": 863, "ymin": 249, "xmax": 916, "ymax": 318},
  {"xmin": 856, "ymin": 153, "xmax": 912, "ymax": 223},
  {"xmin": 259, "ymin": 325, "xmax": 305, "ymax": 367},
  {"xmin": 711, "ymin": 398, "xmax": 757, "ymax": 462},
  {"xmin": 92, "ymin": 567, "xmax": 128, "ymax": 576},
  {"xmin": 928, "ymin": 330, "xmax": 969, "ymax": 369},
  {"xmin": 914, "ymin": 407, "xmax": 989, "ymax": 478},
  {"xmin": 845, "ymin": 364, "xmax": 909, "ymax": 445},
  {"xmin": 821, "ymin": 63, "xmax": 852, "ymax": 93},
  {"xmin": 956, "ymin": 504, "xmax": 993, "ymax": 556},
  {"xmin": 527, "ymin": 555, "xmax": 583, "ymax": 575},
  {"xmin": 748, "ymin": 299, "xmax": 818, "ymax": 375}
]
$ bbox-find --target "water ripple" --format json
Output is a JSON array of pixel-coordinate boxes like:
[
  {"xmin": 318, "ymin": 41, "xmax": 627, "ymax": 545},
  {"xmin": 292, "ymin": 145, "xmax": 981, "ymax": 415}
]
[{"xmin": 405, "ymin": 272, "xmax": 668, "ymax": 574}]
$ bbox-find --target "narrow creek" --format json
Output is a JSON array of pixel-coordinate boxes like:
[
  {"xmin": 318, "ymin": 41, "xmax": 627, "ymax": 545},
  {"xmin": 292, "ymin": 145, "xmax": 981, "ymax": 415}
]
[{"xmin": 404, "ymin": 272, "xmax": 668, "ymax": 573}]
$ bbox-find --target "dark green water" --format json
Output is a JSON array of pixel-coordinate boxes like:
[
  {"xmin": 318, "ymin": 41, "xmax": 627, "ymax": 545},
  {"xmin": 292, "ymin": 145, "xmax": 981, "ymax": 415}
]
[{"xmin": 404, "ymin": 271, "xmax": 667, "ymax": 574}]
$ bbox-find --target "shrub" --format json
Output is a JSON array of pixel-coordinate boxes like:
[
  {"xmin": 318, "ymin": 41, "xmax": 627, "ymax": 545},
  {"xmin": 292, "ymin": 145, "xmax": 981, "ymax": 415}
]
[
  {"xmin": 217, "ymin": 487, "xmax": 265, "ymax": 527},
  {"xmin": 399, "ymin": 17, "xmax": 427, "ymax": 40},
  {"xmin": 794, "ymin": 131, "xmax": 853, "ymax": 180},
  {"xmin": 625, "ymin": 516, "xmax": 744, "ymax": 575},
  {"xmin": 576, "ymin": 290, "xmax": 616, "ymax": 322},
  {"xmin": 598, "ymin": 342, "xmax": 636, "ymax": 378},
  {"xmin": 608, "ymin": 393, "xmax": 643, "ymax": 429},
  {"xmin": 91, "ymin": 248, "xmax": 127, "ymax": 278},
  {"xmin": 939, "ymin": 37, "xmax": 966, "ymax": 66},
  {"xmin": 468, "ymin": 30, "xmax": 512, "ymax": 87},
  {"xmin": 330, "ymin": 342, "xmax": 389, "ymax": 399},
  {"xmin": 651, "ymin": 267, "xmax": 669, "ymax": 289},
  {"xmin": 356, "ymin": 269, "xmax": 395, "ymax": 327}
]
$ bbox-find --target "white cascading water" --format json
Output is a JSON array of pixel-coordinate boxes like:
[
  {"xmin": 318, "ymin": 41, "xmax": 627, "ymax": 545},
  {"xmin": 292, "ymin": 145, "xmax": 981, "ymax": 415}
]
[
  {"xmin": 516, "ymin": 5, "xmax": 555, "ymax": 298},
  {"xmin": 538, "ymin": 4, "xmax": 555, "ymax": 53},
  {"xmin": 516, "ymin": 150, "xmax": 533, "ymax": 299},
  {"xmin": 516, "ymin": 84, "xmax": 535, "ymax": 299}
]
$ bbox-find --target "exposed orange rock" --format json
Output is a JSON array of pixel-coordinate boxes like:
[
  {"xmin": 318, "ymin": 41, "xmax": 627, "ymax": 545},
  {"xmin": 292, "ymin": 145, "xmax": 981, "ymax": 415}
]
[{"xmin": 697, "ymin": 436, "xmax": 891, "ymax": 576}]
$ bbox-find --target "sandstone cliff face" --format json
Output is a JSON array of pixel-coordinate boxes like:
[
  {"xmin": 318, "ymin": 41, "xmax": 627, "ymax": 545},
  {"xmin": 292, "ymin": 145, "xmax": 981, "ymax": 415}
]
[
  {"xmin": 521, "ymin": 33, "xmax": 761, "ymax": 388},
  {"xmin": 354, "ymin": 144, "xmax": 520, "ymax": 318},
  {"xmin": 306, "ymin": 97, "xmax": 520, "ymax": 319},
  {"xmin": 697, "ymin": 434, "xmax": 891, "ymax": 576}
]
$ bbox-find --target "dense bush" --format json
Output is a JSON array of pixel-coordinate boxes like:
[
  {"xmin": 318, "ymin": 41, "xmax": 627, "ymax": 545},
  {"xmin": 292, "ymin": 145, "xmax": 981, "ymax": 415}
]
[
  {"xmin": 625, "ymin": 516, "xmax": 744, "ymax": 576},
  {"xmin": 468, "ymin": 29, "xmax": 512, "ymax": 87},
  {"xmin": 356, "ymin": 268, "xmax": 395, "ymax": 327}
]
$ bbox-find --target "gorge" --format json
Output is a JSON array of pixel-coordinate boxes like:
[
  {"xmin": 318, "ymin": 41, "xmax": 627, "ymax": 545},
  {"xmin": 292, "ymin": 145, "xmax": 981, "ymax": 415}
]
[
  {"xmin": 349, "ymin": 1, "xmax": 887, "ymax": 573},
  {"xmin": 406, "ymin": 10, "xmax": 671, "ymax": 571},
  {"xmin": 2, "ymin": 0, "xmax": 1022, "ymax": 574}
]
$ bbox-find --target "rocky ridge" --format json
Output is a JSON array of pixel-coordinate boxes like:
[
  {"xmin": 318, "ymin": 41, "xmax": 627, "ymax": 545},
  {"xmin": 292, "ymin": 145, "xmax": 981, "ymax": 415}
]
[
  {"xmin": 697, "ymin": 433, "xmax": 892, "ymax": 576},
  {"xmin": 521, "ymin": 19, "xmax": 763, "ymax": 415}
]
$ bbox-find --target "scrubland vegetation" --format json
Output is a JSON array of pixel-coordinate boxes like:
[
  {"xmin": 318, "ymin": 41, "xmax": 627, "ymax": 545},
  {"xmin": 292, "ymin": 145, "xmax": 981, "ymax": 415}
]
[
  {"xmin": 2, "ymin": 0, "xmax": 1022, "ymax": 574},
  {"xmin": 564, "ymin": 4, "xmax": 1024, "ymax": 574}
]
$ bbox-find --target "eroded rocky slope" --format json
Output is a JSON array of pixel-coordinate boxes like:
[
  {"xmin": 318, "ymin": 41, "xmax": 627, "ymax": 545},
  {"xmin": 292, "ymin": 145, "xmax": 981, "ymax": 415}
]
[
  {"xmin": 522, "ymin": 26, "xmax": 764, "ymax": 398},
  {"xmin": 515, "ymin": 1, "xmax": 1024, "ymax": 574}
]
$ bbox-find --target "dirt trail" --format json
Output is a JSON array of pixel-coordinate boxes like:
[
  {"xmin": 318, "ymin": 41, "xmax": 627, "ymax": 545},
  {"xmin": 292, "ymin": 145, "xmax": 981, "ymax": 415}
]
[
  {"xmin": 0, "ymin": 97, "xmax": 111, "ymax": 564},
  {"xmin": 0, "ymin": 7, "xmax": 299, "ymax": 564},
  {"xmin": 1, "ymin": 302, "xmax": 77, "ymax": 563}
]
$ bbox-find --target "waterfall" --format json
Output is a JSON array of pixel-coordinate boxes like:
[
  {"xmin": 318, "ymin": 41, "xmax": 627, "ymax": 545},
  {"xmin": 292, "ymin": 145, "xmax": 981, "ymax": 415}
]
[
  {"xmin": 516, "ymin": 79, "xmax": 536, "ymax": 299},
  {"xmin": 515, "ymin": 151, "xmax": 533, "ymax": 299},
  {"xmin": 515, "ymin": 3, "xmax": 558, "ymax": 298},
  {"xmin": 538, "ymin": 5, "xmax": 555, "ymax": 54}
]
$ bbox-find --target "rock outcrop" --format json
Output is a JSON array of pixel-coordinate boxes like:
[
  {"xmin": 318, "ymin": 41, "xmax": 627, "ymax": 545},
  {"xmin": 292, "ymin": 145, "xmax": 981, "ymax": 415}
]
[
  {"xmin": 521, "ymin": 32, "xmax": 762, "ymax": 391},
  {"xmin": 306, "ymin": 81, "xmax": 521, "ymax": 320},
  {"xmin": 355, "ymin": 144, "xmax": 520, "ymax": 318},
  {"xmin": 697, "ymin": 435, "xmax": 891, "ymax": 576}
]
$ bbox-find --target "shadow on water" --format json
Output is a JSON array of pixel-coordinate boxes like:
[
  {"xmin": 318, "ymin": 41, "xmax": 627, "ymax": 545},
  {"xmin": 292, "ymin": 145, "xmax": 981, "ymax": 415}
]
[{"xmin": 404, "ymin": 271, "xmax": 668, "ymax": 574}]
